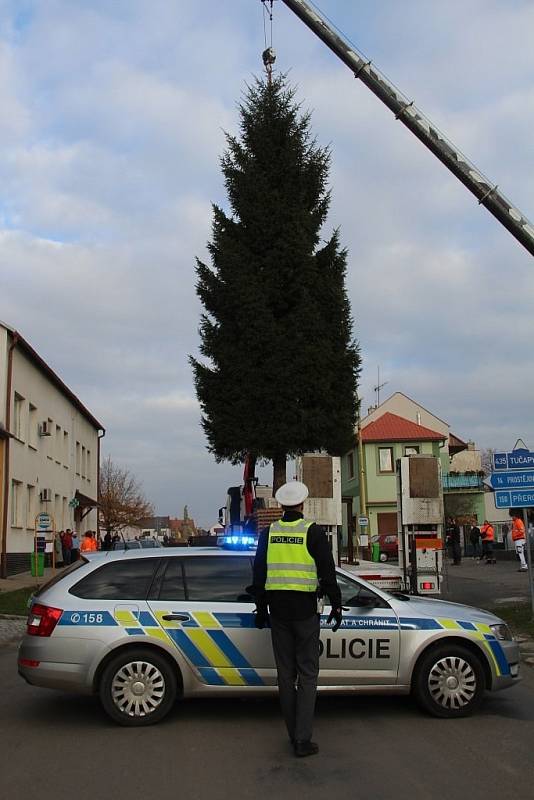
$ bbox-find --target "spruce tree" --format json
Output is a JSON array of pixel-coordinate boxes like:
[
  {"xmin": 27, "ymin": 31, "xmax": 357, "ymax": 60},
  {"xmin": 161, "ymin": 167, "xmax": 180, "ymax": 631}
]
[{"xmin": 191, "ymin": 74, "xmax": 360, "ymax": 491}]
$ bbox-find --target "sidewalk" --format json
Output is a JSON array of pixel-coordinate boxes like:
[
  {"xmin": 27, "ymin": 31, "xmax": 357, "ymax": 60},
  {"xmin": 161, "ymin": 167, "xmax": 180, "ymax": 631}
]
[{"xmin": 0, "ymin": 566, "xmax": 64, "ymax": 594}]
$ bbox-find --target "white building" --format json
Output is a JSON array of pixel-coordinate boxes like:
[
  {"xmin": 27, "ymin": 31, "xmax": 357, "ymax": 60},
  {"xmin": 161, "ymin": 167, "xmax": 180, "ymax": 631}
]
[{"xmin": 0, "ymin": 322, "xmax": 105, "ymax": 576}]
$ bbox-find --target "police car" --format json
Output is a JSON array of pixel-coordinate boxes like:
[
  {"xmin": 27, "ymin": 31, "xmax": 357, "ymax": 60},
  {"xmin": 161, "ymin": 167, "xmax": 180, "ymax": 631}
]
[{"xmin": 18, "ymin": 543, "xmax": 520, "ymax": 726}]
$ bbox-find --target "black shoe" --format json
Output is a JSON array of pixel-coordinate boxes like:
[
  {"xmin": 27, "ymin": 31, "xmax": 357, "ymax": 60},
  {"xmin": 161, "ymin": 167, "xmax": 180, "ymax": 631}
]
[{"xmin": 294, "ymin": 740, "xmax": 319, "ymax": 758}]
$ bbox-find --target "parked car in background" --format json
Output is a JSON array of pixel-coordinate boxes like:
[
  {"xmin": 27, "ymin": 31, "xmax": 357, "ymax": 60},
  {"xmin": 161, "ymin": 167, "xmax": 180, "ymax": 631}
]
[
  {"xmin": 111, "ymin": 538, "xmax": 162, "ymax": 551},
  {"xmin": 373, "ymin": 533, "xmax": 399, "ymax": 562}
]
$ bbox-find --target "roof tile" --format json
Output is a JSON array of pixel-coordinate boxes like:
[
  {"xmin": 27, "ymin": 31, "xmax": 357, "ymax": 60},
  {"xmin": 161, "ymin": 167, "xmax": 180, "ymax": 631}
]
[{"xmin": 361, "ymin": 412, "xmax": 445, "ymax": 443}]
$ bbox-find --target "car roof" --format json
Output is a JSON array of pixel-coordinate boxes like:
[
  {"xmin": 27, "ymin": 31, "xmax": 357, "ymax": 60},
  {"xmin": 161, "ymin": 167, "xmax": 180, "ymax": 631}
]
[{"xmin": 89, "ymin": 547, "xmax": 252, "ymax": 561}]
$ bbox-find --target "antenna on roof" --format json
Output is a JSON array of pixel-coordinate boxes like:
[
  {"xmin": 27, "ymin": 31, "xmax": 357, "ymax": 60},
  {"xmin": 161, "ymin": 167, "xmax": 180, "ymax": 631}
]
[{"xmin": 374, "ymin": 366, "xmax": 388, "ymax": 407}]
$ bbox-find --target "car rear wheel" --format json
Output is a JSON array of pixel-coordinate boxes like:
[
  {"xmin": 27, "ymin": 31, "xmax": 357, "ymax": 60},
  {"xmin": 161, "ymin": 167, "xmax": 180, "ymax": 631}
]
[
  {"xmin": 99, "ymin": 648, "xmax": 177, "ymax": 726},
  {"xmin": 413, "ymin": 643, "xmax": 485, "ymax": 718}
]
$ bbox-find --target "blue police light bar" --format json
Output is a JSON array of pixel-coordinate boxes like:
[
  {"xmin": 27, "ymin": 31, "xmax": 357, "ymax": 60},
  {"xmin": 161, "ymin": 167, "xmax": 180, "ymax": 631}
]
[{"xmin": 218, "ymin": 534, "xmax": 257, "ymax": 550}]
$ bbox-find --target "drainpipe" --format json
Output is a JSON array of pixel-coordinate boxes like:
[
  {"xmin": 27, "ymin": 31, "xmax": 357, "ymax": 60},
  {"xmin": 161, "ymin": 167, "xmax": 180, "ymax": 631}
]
[
  {"xmin": 1, "ymin": 332, "xmax": 19, "ymax": 578},
  {"xmin": 97, "ymin": 429, "xmax": 105, "ymax": 538}
]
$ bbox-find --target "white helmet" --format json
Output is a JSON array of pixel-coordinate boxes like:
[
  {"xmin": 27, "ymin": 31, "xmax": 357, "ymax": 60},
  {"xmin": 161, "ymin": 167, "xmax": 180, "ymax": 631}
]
[{"xmin": 275, "ymin": 481, "xmax": 309, "ymax": 507}]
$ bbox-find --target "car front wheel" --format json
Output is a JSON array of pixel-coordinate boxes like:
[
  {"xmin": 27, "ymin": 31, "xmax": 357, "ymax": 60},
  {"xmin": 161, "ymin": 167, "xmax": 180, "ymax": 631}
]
[
  {"xmin": 413, "ymin": 643, "xmax": 485, "ymax": 718},
  {"xmin": 99, "ymin": 648, "xmax": 177, "ymax": 726}
]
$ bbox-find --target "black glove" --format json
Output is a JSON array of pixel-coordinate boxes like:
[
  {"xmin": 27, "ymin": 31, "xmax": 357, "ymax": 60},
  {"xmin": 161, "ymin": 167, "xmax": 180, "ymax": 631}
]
[
  {"xmin": 254, "ymin": 606, "xmax": 269, "ymax": 629},
  {"xmin": 327, "ymin": 607, "xmax": 342, "ymax": 633}
]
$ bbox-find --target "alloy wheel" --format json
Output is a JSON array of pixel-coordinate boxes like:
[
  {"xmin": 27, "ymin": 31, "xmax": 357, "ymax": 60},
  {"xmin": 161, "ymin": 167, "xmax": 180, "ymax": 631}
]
[{"xmin": 111, "ymin": 660, "xmax": 166, "ymax": 717}]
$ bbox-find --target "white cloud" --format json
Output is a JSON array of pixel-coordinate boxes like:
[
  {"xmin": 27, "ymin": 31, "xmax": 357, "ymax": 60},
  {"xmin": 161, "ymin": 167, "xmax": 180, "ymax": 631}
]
[{"xmin": 144, "ymin": 391, "xmax": 199, "ymax": 412}]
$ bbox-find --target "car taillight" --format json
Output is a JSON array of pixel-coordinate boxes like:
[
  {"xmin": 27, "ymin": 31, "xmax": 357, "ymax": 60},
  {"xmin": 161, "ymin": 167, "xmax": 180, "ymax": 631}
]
[
  {"xmin": 18, "ymin": 658, "xmax": 40, "ymax": 667},
  {"xmin": 421, "ymin": 582, "xmax": 434, "ymax": 590},
  {"xmin": 27, "ymin": 603, "xmax": 63, "ymax": 637}
]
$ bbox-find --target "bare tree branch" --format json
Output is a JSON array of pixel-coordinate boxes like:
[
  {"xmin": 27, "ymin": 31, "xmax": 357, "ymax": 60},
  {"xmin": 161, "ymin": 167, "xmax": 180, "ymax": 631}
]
[
  {"xmin": 480, "ymin": 448, "xmax": 496, "ymax": 477},
  {"xmin": 99, "ymin": 456, "xmax": 154, "ymax": 535}
]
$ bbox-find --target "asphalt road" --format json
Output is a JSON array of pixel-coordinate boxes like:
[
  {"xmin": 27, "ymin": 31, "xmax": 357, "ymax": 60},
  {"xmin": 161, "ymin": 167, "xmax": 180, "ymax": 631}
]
[
  {"xmin": 442, "ymin": 557, "xmax": 533, "ymax": 609},
  {"xmin": 2, "ymin": 642, "xmax": 534, "ymax": 800}
]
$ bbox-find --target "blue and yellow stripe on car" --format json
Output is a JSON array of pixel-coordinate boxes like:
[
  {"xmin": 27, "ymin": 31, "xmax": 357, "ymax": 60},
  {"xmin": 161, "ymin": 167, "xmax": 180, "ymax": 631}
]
[
  {"xmin": 113, "ymin": 608, "xmax": 264, "ymax": 687},
  {"xmin": 399, "ymin": 616, "xmax": 510, "ymax": 677}
]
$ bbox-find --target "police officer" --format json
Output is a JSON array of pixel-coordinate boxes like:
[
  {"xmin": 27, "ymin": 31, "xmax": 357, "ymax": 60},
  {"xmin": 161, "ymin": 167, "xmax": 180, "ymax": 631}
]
[{"xmin": 248, "ymin": 481, "xmax": 342, "ymax": 758}]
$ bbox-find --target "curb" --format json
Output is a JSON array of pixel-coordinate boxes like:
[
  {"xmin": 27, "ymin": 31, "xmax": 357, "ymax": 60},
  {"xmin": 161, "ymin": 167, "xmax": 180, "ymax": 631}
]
[{"xmin": 0, "ymin": 614, "xmax": 27, "ymax": 620}]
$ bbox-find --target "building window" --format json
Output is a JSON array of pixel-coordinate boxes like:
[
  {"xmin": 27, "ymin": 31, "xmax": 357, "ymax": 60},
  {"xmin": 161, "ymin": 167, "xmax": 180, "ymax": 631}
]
[
  {"xmin": 55, "ymin": 425, "xmax": 62, "ymax": 463},
  {"xmin": 82, "ymin": 445, "xmax": 86, "ymax": 478},
  {"xmin": 87, "ymin": 449, "xmax": 91, "ymax": 480},
  {"xmin": 55, "ymin": 494, "xmax": 61, "ymax": 529},
  {"xmin": 76, "ymin": 441, "xmax": 81, "ymax": 475},
  {"xmin": 404, "ymin": 445, "xmax": 420, "ymax": 456},
  {"xmin": 378, "ymin": 447, "xmax": 394, "ymax": 473},
  {"xmin": 63, "ymin": 431, "xmax": 69, "ymax": 466},
  {"xmin": 14, "ymin": 393, "xmax": 24, "ymax": 440},
  {"xmin": 11, "ymin": 480, "xmax": 22, "ymax": 527},
  {"xmin": 347, "ymin": 451, "xmax": 355, "ymax": 479},
  {"xmin": 28, "ymin": 404, "xmax": 38, "ymax": 449},
  {"xmin": 26, "ymin": 485, "xmax": 35, "ymax": 529},
  {"xmin": 62, "ymin": 497, "xmax": 68, "ymax": 529},
  {"xmin": 46, "ymin": 418, "xmax": 53, "ymax": 459}
]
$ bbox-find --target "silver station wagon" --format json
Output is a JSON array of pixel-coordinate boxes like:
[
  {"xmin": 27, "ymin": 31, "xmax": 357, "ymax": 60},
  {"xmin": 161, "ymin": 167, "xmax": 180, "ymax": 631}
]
[{"xmin": 18, "ymin": 548, "xmax": 520, "ymax": 726}]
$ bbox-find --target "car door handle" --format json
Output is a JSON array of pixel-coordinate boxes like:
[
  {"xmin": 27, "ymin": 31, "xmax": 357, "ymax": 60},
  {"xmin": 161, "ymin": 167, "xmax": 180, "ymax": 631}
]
[{"xmin": 161, "ymin": 613, "xmax": 190, "ymax": 622}]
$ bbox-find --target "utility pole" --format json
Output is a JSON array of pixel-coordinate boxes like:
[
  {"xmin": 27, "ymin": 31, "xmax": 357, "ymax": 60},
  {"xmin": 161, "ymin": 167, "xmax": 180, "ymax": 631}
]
[{"xmin": 357, "ymin": 401, "xmax": 367, "ymax": 562}]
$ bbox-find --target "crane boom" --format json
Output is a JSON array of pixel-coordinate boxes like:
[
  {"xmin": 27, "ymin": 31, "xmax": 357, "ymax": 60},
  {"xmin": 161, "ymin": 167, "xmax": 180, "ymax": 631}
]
[{"xmin": 280, "ymin": 0, "xmax": 534, "ymax": 257}]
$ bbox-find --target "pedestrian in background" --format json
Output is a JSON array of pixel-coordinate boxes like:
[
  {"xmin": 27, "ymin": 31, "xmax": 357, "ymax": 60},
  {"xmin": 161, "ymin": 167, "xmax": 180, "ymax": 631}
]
[
  {"xmin": 511, "ymin": 513, "xmax": 528, "ymax": 572},
  {"xmin": 62, "ymin": 529, "xmax": 73, "ymax": 565},
  {"xmin": 469, "ymin": 522, "xmax": 481, "ymax": 560},
  {"xmin": 446, "ymin": 517, "xmax": 462, "ymax": 565},
  {"xmin": 248, "ymin": 481, "xmax": 342, "ymax": 758},
  {"xmin": 81, "ymin": 531, "xmax": 97, "ymax": 553},
  {"xmin": 480, "ymin": 520, "xmax": 496, "ymax": 564},
  {"xmin": 54, "ymin": 530, "xmax": 64, "ymax": 567},
  {"xmin": 71, "ymin": 530, "xmax": 80, "ymax": 561}
]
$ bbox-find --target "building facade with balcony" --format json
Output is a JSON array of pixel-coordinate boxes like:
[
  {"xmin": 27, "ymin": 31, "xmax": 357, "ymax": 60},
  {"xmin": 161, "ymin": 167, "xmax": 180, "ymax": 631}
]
[
  {"xmin": 341, "ymin": 392, "xmax": 486, "ymax": 550},
  {"xmin": 0, "ymin": 322, "xmax": 105, "ymax": 576}
]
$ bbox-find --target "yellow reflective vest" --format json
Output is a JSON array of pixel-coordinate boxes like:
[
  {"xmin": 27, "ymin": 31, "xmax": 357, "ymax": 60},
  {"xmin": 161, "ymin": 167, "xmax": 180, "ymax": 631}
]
[{"xmin": 265, "ymin": 518, "xmax": 318, "ymax": 592}]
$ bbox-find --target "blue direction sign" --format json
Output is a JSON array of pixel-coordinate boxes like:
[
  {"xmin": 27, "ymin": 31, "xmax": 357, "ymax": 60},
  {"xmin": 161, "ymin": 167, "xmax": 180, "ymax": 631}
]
[
  {"xmin": 493, "ymin": 449, "xmax": 534, "ymax": 471},
  {"xmin": 490, "ymin": 471, "xmax": 534, "ymax": 490},
  {"xmin": 494, "ymin": 489, "xmax": 534, "ymax": 509}
]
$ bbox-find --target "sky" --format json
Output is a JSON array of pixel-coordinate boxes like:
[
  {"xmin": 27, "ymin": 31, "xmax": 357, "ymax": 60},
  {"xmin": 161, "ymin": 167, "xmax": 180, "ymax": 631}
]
[{"xmin": 1, "ymin": 0, "xmax": 533, "ymax": 527}]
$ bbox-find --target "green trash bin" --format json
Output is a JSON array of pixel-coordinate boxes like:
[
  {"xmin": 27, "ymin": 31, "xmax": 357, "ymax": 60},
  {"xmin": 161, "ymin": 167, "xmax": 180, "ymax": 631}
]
[
  {"xmin": 371, "ymin": 541, "xmax": 380, "ymax": 563},
  {"xmin": 30, "ymin": 552, "xmax": 45, "ymax": 577}
]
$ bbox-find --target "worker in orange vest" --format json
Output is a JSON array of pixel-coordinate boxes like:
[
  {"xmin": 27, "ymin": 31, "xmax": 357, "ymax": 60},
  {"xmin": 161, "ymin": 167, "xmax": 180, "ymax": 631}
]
[
  {"xmin": 480, "ymin": 520, "xmax": 496, "ymax": 564},
  {"xmin": 80, "ymin": 531, "xmax": 98, "ymax": 553},
  {"xmin": 511, "ymin": 513, "xmax": 528, "ymax": 572}
]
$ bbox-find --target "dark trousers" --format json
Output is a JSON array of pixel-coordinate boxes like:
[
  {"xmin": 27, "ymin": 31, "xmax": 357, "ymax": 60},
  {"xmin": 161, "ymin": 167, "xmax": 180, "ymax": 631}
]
[
  {"xmin": 470, "ymin": 540, "xmax": 481, "ymax": 558},
  {"xmin": 482, "ymin": 541, "xmax": 494, "ymax": 561},
  {"xmin": 269, "ymin": 614, "xmax": 320, "ymax": 743}
]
